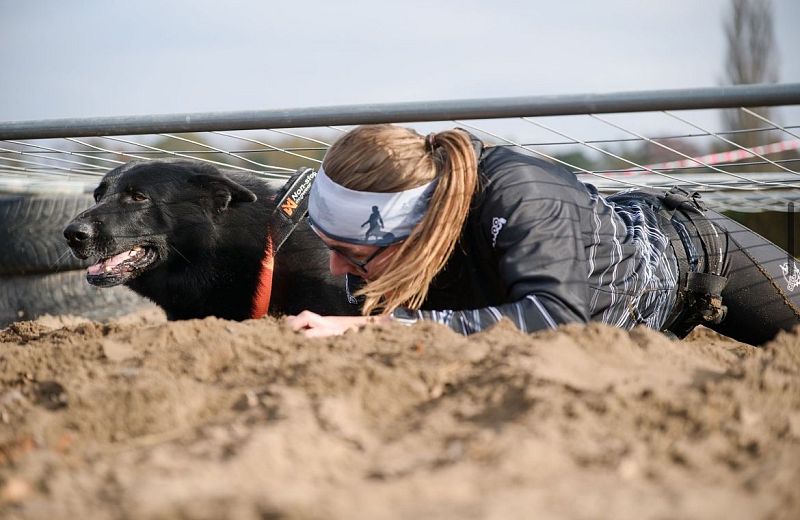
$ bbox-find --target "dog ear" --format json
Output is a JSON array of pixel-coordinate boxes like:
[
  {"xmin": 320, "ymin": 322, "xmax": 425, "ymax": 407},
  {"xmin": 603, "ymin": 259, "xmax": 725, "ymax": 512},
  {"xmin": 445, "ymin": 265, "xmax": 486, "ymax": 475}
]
[{"xmin": 188, "ymin": 173, "xmax": 257, "ymax": 212}]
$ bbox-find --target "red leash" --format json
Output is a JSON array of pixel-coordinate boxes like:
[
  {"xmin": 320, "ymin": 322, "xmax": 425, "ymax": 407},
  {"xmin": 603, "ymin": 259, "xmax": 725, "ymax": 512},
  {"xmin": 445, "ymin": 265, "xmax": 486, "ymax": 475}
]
[
  {"xmin": 248, "ymin": 167, "xmax": 317, "ymax": 319},
  {"xmin": 250, "ymin": 234, "xmax": 275, "ymax": 319}
]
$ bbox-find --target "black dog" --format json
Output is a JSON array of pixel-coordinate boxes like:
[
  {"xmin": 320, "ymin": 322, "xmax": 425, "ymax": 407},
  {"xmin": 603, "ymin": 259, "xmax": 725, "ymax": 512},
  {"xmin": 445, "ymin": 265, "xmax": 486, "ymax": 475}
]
[{"xmin": 64, "ymin": 160, "xmax": 356, "ymax": 320}]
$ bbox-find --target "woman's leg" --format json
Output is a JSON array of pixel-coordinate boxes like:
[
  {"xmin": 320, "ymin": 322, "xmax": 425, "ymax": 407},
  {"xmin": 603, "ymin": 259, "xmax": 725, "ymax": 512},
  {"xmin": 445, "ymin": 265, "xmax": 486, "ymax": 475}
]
[{"xmin": 704, "ymin": 211, "xmax": 800, "ymax": 345}]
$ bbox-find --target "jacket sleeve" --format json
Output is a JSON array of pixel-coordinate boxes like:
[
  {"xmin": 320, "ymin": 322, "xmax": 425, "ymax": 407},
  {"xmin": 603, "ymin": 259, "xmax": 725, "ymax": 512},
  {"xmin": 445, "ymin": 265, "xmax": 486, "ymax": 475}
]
[{"xmin": 395, "ymin": 165, "xmax": 592, "ymax": 335}]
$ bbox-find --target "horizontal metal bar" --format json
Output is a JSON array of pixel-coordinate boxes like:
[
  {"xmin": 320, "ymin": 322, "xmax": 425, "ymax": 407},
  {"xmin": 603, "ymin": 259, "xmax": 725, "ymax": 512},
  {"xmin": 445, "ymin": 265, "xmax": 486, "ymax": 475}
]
[{"xmin": 2, "ymin": 83, "xmax": 799, "ymax": 140}]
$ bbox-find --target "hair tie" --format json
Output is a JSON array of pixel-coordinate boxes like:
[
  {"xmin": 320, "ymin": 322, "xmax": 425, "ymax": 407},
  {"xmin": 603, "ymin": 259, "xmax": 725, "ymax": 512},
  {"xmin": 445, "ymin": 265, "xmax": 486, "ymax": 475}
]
[{"xmin": 425, "ymin": 133, "xmax": 437, "ymax": 153}]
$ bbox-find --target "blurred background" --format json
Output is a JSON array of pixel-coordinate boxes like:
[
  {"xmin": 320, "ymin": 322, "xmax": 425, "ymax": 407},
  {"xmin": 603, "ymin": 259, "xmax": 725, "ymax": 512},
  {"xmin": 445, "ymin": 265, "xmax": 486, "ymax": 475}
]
[
  {"xmin": 2, "ymin": 0, "xmax": 798, "ymax": 119},
  {"xmin": 0, "ymin": 0, "xmax": 798, "ymax": 325},
  {"xmin": 1, "ymin": 0, "xmax": 798, "ymax": 251}
]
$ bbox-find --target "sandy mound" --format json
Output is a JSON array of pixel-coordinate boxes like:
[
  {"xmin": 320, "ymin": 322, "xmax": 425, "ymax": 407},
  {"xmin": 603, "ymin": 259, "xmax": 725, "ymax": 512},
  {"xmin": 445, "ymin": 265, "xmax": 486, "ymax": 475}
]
[{"xmin": 0, "ymin": 313, "xmax": 798, "ymax": 519}]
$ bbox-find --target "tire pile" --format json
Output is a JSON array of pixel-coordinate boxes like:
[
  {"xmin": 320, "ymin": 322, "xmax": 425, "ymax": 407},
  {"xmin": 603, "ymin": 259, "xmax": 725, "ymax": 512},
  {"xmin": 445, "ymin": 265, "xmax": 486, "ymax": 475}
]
[{"xmin": 0, "ymin": 194, "xmax": 154, "ymax": 328}]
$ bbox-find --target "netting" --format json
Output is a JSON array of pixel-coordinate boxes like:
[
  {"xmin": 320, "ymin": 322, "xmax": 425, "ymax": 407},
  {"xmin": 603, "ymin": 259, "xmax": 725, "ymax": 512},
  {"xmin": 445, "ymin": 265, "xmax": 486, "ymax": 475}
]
[{"xmin": 1, "ymin": 103, "xmax": 799, "ymax": 213}]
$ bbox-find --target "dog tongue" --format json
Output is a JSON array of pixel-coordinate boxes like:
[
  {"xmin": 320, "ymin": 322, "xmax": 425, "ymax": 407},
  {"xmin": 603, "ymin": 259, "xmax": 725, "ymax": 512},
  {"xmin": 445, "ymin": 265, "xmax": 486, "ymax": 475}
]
[{"xmin": 86, "ymin": 251, "xmax": 133, "ymax": 276}]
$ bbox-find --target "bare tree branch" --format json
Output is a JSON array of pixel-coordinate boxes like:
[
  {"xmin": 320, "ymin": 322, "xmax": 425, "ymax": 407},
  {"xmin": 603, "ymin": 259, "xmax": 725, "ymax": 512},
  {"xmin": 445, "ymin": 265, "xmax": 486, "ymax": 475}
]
[{"xmin": 722, "ymin": 0, "xmax": 780, "ymax": 148}]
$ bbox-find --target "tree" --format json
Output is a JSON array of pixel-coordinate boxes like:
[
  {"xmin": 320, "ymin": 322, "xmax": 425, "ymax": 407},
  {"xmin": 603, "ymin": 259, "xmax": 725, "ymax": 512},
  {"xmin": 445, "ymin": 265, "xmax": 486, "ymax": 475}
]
[
  {"xmin": 721, "ymin": 0, "xmax": 779, "ymax": 149},
  {"xmin": 720, "ymin": 0, "xmax": 797, "ymax": 257}
]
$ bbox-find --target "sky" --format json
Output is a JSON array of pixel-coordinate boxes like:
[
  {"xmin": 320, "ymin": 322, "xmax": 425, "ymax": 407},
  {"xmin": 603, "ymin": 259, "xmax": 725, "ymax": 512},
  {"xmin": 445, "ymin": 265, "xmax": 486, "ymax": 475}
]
[{"xmin": 1, "ymin": 0, "xmax": 799, "ymax": 135}]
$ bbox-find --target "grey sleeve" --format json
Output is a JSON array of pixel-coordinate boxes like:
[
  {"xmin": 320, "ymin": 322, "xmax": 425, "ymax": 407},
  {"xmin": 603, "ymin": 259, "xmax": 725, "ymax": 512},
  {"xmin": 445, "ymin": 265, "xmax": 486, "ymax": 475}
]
[
  {"xmin": 394, "ymin": 295, "xmax": 559, "ymax": 334},
  {"xmin": 487, "ymin": 194, "xmax": 591, "ymax": 326}
]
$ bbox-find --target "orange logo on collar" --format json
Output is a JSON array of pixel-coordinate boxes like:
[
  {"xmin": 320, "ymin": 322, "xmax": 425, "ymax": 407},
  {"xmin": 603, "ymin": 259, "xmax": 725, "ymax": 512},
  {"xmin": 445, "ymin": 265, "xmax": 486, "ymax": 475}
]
[{"xmin": 281, "ymin": 198, "xmax": 298, "ymax": 216}]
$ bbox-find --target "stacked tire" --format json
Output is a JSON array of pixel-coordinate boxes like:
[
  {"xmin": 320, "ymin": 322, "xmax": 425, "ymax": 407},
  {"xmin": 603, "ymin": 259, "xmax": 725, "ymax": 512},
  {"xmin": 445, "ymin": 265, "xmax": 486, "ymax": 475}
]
[{"xmin": 0, "ymin": 194, "xmax": 155, "ymax": 328}]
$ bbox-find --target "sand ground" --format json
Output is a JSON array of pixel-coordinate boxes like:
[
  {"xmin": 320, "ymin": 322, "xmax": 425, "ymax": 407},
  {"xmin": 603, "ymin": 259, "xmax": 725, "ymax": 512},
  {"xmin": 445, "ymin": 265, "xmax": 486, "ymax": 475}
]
[{"xmin": 0, "ymin": 310, "xmax": 798, "ymax": 519}]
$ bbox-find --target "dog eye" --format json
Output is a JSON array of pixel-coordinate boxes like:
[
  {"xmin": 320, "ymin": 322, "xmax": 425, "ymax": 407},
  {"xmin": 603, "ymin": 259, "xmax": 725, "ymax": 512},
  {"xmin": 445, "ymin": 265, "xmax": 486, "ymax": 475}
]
[{"xmin": 129, "ymin": 192, "xmax": 148, "ymax": 202}]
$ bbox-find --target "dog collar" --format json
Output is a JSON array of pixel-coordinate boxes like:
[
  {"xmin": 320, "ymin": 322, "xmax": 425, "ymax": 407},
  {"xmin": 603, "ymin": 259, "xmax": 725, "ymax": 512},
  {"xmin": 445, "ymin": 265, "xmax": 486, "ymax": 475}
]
[{"xmin": 250, "ymin": 167, "xmax": 317, "ymax": 319}]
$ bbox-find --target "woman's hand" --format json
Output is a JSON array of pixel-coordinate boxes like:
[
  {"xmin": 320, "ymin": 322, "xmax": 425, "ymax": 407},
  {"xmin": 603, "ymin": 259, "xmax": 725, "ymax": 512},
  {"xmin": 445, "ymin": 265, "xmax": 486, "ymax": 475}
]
[{"xmin": 286, "ymin": 311, "xmax": 389, "ymax": 338}]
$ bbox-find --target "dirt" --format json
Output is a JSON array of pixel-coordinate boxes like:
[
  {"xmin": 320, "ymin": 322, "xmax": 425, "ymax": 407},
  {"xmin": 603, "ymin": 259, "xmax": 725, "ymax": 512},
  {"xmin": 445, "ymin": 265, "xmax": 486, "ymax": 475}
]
[{"xmin": 0, "ymin": 309, "xmax": 798, "ymax": 520}]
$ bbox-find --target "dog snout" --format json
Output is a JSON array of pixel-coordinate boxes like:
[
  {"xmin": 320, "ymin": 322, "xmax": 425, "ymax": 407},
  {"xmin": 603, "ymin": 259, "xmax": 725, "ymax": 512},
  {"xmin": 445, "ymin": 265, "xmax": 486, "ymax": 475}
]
[{"xmin": 64, "ymin": 220, "xmax": 96, "ymax": 247}]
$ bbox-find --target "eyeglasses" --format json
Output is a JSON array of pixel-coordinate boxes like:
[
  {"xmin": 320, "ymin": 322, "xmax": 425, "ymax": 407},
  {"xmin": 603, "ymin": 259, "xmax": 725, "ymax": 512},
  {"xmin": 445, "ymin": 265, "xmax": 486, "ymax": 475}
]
[
  {"xmin": 328, "ymin": 244, "xmax": 388, "ymax": 273},
  {"xmin": 309, "ymin": 220, "xmax": 389, "ymax": 273}
]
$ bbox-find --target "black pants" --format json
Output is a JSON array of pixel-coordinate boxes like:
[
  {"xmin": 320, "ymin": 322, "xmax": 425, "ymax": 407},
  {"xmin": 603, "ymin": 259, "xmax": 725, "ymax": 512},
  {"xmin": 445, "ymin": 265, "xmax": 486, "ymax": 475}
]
[{"xmin": 703, "ymin": 211, "xmax": 800, "ymax": 345}]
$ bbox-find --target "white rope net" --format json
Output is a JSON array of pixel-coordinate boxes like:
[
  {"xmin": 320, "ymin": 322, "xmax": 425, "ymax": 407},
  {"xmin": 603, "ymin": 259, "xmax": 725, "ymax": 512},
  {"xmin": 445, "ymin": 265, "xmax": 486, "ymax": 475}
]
[{"xmin": 1, "ymin": 106, "xmax": 799, "ymax": 213}]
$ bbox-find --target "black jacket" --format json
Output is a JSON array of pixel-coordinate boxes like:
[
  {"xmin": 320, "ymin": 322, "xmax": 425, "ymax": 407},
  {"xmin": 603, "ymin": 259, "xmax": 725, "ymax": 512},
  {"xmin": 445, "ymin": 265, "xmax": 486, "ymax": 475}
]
[{"xmin": 404, "ymin": 136, "xmax": 680, "ymax": 335}]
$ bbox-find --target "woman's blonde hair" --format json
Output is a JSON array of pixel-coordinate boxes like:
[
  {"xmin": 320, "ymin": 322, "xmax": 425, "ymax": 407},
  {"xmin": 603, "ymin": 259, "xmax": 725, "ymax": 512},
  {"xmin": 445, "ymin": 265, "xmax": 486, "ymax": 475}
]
[{"xmin": 322, "ymin": 124, "xmax": 478, "ymax": 315}]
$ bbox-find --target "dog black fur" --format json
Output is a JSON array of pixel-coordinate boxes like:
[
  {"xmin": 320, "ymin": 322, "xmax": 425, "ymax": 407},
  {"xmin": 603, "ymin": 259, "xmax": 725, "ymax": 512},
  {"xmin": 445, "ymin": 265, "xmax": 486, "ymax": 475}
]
[{"xmin": 64, "ymin": 159, "xmax": 356, "ymax": 320}]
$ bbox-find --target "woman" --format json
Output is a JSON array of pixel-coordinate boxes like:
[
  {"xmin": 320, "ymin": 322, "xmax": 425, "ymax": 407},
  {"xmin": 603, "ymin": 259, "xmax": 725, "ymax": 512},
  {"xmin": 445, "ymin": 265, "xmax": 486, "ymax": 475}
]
[{"xmin": 287, "ymin": 125, "xmax": 800, "ymax": 345}]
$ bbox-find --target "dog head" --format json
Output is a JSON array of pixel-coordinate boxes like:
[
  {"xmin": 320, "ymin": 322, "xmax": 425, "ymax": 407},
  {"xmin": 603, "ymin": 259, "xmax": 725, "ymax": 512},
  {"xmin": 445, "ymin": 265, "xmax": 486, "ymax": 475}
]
[{"xmin": 64, "ymin": 160, "xmax": 257, "ymax": 287}]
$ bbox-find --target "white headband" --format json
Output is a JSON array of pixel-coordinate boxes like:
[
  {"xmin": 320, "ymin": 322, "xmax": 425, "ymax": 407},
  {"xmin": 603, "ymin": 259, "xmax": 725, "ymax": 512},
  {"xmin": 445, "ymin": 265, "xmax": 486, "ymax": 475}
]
[{"xmin": 308, "ymin": 167, "xmax": 437, "ymax": 245}]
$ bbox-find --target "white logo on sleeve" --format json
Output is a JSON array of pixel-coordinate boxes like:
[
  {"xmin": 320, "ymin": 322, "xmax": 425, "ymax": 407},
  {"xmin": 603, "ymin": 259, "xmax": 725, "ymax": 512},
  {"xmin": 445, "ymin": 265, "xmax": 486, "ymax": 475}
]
[
  {"xmin": 490, "ymin": 217, "xmax": 507, "ymax": 248},
  {"xmin": 780, "ymin": 261, "xmax": 800, "ymax": 292}
]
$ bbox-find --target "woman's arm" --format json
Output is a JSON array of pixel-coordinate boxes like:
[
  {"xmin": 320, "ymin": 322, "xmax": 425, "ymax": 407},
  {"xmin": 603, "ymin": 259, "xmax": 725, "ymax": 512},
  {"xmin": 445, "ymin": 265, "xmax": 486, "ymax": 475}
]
[
  {"xmin": 392, "ymin": 294, "xmax": 560, "ymax": 334},
  {"xmin": 404, "ymin": 160, "xmax": 594, "ymax": 335}
]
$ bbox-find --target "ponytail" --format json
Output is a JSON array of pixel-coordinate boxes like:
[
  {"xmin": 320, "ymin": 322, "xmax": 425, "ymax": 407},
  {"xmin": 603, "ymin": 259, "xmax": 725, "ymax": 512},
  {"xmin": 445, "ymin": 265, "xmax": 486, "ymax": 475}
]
[{"xmin": 345, "ymin": 127, "xmax": 479, "ymax": 315}]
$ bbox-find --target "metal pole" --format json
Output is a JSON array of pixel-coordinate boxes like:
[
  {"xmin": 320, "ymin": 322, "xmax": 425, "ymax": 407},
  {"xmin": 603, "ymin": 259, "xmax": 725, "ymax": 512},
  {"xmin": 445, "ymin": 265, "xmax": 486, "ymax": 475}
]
[
  {"xmin": 2, "ymin": 83, "xmax": 800, "ymax": 140},
  {"xmin": 789, "ymin": 202, "xmax": 797, "ymax": 262}
]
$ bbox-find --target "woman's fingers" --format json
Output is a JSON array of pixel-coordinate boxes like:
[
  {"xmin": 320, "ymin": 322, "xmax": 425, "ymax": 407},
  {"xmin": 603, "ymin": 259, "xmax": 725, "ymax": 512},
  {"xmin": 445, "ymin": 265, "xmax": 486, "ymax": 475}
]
[
  {"xmin": 285, "ymin": 310, "xmax": 322, "ymax": 331},
  {"xmin": 285, "ymin": 313, "xmax": 369, "ymax": 337},
  {"xmin": 286, "ymin": 311, "xmax": 354, "ymax": 338},
  {"xmin": 286, "ymin": 313, "xmax": 391, "ymax": 338}
]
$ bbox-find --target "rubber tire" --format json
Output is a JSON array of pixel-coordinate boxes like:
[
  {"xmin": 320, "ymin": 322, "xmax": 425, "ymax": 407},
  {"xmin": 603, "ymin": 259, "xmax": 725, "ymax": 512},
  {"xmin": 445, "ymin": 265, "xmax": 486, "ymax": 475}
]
[
  {"xmin": 0, "ymin": 194, "xmax": 94, "ymax": 275},
  {"xmin": 0, "ymin": 270, "xmax": 155, "ymax": 328}
]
